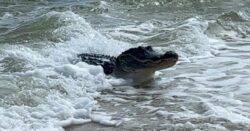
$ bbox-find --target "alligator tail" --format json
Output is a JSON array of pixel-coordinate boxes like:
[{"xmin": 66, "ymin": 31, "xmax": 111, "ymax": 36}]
[
  {"xmin": 77, "ymin": 53, "xmax": 116, "ymax": 74},
  {"xmin": 77, "ymin": 53, "xmax": 116, "ymax": 66}
]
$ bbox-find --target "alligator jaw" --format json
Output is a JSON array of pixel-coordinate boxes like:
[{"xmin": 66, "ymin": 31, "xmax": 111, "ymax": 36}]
[
  {"xmin": 113, "ymin": 46, "xmax": 178, "ymax": 85},
  {"xmin": 114, "ymin": 68, "xmax": 156, "ymax": 85},
  {"xmin": 143, "ymin": 50, "xmax": 178, "ymax": 71}
]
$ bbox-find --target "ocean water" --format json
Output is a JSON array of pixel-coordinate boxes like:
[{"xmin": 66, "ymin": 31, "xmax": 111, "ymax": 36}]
[{"xmin": 0, "ymin": 0, "xmax": 250, "ymax": 130}]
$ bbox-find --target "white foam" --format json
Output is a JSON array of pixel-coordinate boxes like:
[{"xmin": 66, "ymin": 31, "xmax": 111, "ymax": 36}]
[
  {"xmin": 56, "ymin": 118, "xmax": 91, "ymax": 127},
  {"xmin": 1, "ymin": 5, "xmax": 250, "ymax": 130},
  {"xmin": 0, "ymin": 11, "xmax": 129, "ymax": 130},
  {"xmin": 2, "ymin": 12, "xmax": 14, "ymax": 19},
  {"xmin": 107, "ymin": 18, "xmax": 219, "ymax": 59},
  {"xmin": 90, "ymin": 112, "xmax": 122, "ymax": 126},
  {"xmin": 205, "ymin": 103, "xmax": 250, "ymax": 123}
]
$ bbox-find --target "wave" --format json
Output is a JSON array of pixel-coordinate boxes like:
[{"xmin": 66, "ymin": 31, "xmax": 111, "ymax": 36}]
[
  {"xmin": 205, "ymin": 11, "xmax": 250, "ymax": 41},
  {"xmin": 110, "ymin": 0, "xmax": 219, "ymax": 7},
  {"xmin": 0, "ymin": 11, "xmax": 130, "ymax": 130},
  {"xmin": 107, "ymin": 18, "xmax": 218, "ymax": 58}
]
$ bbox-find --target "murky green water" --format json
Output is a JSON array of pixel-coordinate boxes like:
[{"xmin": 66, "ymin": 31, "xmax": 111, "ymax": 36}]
[{"xmin": 0, "ymin": 0, "xmax": 250, "ymax": 130}]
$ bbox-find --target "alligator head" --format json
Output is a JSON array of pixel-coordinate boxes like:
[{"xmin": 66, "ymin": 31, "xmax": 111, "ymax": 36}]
[
  {"xmin": 114, "ymin": 46, "xmax": 178, "ymax": 83},
  {"xmin": 116, "ymin": 46, "xmax": 178, "ymax": 71}
]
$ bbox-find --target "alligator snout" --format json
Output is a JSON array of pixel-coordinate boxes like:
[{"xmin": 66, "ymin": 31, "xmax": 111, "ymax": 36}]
[{"xmin": 163, "ymin": 51, "xmax": 178, "ymax": 61}]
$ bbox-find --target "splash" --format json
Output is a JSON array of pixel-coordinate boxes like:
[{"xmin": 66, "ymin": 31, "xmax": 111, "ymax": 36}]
[{"xmin": 0, "ymin": 11, "xmax": 130, "ymax": 130}]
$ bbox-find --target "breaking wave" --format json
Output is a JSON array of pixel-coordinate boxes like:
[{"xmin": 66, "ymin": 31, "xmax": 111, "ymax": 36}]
[{"xmin": 0, "ymin": 11, "xmax": 129, "ymax": 130}]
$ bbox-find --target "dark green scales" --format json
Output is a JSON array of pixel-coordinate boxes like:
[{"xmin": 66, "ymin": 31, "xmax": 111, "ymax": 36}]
[{"xmin": 78, "ymin": 46, "xmax": 178, "ymax": 83}]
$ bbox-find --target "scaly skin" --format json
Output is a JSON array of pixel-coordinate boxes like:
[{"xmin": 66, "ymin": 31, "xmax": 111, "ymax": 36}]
[{"xmin": 78, "ymin": 46, "xmax": 178, "ymax": 84}]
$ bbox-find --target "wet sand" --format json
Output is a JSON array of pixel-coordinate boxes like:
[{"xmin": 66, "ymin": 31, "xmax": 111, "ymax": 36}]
[
  {"xmin": 65, "ymin": 88, "xmax": 250, "ymax": 131},
  {"xmin": 64, "ymin": 86, "xmax": 250, "ymax": 131},
  {"xmin": 64, "ymin": 89, "xmax": 165, "ymax": 131},
  {"xmin": 65, "ymin": 123, "xmax": 125, "ymax": 131}
]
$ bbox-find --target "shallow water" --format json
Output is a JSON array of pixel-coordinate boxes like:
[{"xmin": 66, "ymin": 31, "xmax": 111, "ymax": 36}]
[{"xmin": 0, "ymin": 0, "xmax": 250, "ymax": 130}]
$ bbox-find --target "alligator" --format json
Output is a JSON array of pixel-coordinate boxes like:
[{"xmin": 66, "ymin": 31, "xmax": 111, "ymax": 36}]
[{"xmin": 78, "ymin": 46, "xmax": 178, "ymax": 84}]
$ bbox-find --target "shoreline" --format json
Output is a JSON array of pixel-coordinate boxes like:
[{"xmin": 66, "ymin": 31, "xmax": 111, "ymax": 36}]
[{"xmin": 64, "ymin": 123, "xmax": 126, "ymax": 131}]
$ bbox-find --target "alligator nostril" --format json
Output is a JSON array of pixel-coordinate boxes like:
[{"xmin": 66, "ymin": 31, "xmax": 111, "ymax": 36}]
[
  {"xmin": 173, "ymin": 52, "xmax": 178, "ymax": 59},
  {"xmin": 163, "ymin": 51, "xmax": 178, "ymax": 59}
]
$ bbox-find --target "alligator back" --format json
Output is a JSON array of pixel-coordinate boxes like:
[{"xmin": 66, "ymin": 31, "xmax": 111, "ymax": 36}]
[{"xmin": 77, "ymin": 53, "xmax": 116, "ymax": 74}]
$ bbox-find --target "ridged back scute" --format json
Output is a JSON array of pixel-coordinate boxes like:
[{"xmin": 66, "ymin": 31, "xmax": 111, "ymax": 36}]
[
  {"xmin": 118, "ymin": 46, "xmax": 153, "ymax": 60},
  {"xmin": 116, "ymin": 46, "xmax": 153, "ymax": 72}
]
